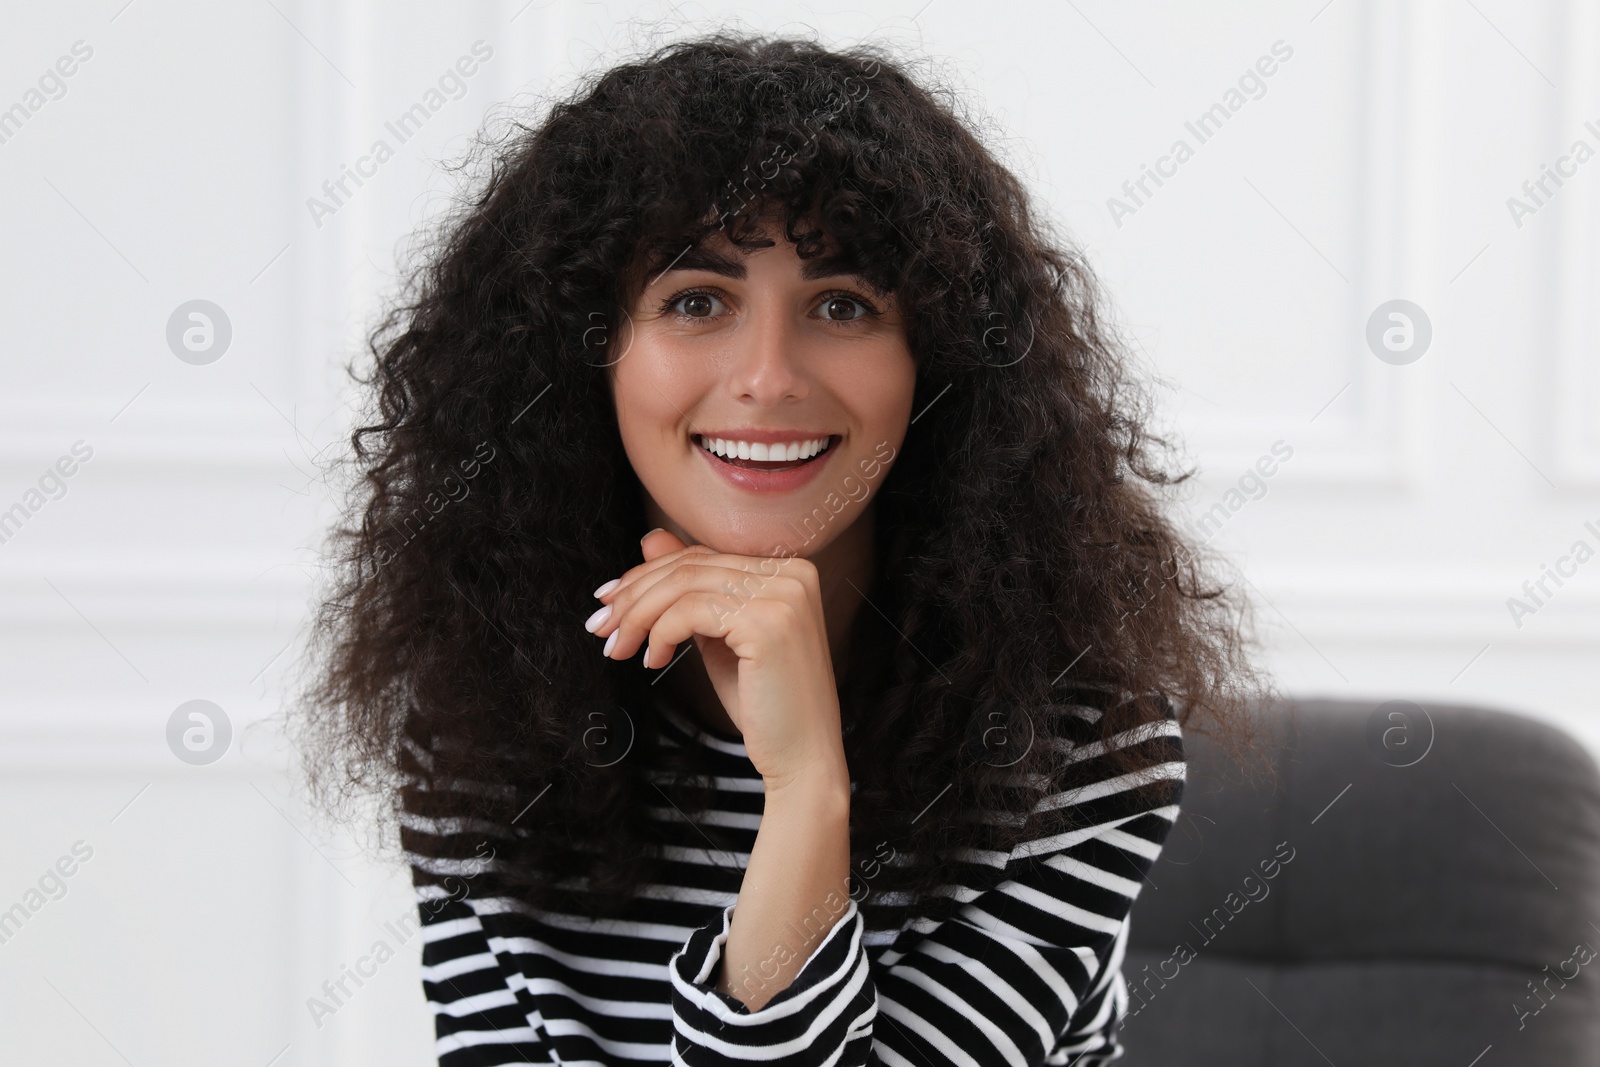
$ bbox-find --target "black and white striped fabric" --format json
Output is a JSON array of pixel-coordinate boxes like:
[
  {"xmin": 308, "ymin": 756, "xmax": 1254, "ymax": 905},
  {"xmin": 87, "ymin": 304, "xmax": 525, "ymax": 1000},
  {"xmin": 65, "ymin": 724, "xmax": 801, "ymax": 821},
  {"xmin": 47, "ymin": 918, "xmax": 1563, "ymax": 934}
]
[{"xmin": 403, "ymin": 695, "xmax": 1185, "ymax": 1066}]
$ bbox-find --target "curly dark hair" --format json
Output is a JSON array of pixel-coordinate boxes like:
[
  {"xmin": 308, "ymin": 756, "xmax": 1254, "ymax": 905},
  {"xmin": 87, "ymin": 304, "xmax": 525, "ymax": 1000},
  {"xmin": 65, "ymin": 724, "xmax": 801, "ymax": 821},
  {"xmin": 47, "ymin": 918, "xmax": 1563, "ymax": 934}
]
[{"xmin": 292, "ymin": 29, "xmax": 1274, "ymax": 933}]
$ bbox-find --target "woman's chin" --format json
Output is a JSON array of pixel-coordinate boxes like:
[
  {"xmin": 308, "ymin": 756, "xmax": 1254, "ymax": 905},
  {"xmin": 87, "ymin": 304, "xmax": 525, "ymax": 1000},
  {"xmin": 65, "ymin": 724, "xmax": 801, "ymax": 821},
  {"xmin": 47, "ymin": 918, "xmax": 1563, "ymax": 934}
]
[{"xmin": 686, "ymin": 523, "xmax": 826, "ymax": 561}]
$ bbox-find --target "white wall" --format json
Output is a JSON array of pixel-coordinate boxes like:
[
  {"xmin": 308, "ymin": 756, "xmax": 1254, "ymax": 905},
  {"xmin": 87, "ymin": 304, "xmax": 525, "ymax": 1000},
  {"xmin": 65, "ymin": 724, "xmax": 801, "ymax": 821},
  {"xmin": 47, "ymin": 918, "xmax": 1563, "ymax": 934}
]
[{"xmin": 1, "ymin": 0, "xmax": 1594, "ymax": 1062}]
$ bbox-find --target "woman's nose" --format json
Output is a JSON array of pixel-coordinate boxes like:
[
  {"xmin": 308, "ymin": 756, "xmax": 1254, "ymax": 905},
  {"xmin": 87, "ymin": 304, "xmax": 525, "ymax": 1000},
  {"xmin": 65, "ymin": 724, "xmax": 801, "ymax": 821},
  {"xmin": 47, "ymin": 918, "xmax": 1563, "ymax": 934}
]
[{"xmin": 726, "ymin": 305, "xmax": 809, "ymax": 404}]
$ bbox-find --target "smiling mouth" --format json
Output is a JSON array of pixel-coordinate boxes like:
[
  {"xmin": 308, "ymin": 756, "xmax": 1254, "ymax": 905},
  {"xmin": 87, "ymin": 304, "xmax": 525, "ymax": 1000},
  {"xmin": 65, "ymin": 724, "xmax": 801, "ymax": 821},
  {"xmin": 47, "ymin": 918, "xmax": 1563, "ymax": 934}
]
[{"xmin": 692, "ymin": 434, "xmax": 839, "ymax": 472}]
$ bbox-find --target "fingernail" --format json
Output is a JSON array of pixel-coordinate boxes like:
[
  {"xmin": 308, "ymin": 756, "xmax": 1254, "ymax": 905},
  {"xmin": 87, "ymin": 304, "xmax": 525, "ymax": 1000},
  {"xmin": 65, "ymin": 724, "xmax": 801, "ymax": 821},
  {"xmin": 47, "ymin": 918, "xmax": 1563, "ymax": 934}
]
[
  {"xmin": 641, "ymin": 527, "xmax": 664, "ymax": 541},
  {"xmin": 593, "ymin": 578, "xmax": 620, "ymax": 598},
  {"xmin": 603, "ymin": 630, "xmax": 619, "ymax": 657},
  {"xmin": 584, "ymin": 604, "xmax": 612, "ymax": 633}
]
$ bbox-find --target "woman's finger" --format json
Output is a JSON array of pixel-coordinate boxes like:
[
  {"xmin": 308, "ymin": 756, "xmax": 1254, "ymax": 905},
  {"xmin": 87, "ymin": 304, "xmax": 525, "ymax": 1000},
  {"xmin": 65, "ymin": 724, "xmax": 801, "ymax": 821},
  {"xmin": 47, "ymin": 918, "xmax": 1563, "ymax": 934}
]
[
  {"xmin": 596, "ymin": 561, "xmax": 747, "ymax": 662},
  {"xmin": 595, "ymin": 561, "xmax": 808, "ymax": 662},
  {"xmin": 639, "ymin": 591, "xmax": 792, "ymax": 669},
  {"xmin": 596, "ymin": 550, "xmax": 809, "ymax": 628},
  {"xmin": 598, "ymin": 545, "xmax": 775, "ymax": 604}
]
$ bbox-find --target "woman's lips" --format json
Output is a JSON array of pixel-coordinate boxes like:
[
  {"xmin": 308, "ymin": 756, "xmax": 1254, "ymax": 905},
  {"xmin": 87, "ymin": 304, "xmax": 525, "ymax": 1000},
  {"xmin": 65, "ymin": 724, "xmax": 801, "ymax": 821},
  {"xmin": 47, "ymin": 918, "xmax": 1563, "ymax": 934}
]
[{"xmin": 694, "ymin": 434, "xmax": 839, "ymax": 493}]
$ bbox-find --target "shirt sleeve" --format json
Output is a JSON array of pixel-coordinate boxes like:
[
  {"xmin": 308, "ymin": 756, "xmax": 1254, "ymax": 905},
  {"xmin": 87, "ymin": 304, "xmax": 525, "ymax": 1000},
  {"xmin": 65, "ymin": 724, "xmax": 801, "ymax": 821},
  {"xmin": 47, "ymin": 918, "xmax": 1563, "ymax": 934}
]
[
  {"xmin": 413, "ymin": 860, "xmax": 555, "ymax": 1064},
  {"xmin": 666, "ymin": 708, "xmax": 1185, "ymax": 1067},
  {"xmin": 400, "ymin": 724, "xmax": 555, "ymax": 1066}
]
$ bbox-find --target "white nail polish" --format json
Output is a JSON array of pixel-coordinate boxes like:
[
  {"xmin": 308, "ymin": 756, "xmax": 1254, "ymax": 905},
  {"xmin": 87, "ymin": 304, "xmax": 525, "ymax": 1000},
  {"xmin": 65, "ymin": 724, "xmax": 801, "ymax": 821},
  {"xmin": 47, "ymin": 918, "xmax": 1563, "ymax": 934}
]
[
  {"xmin": 585, "ymin": 604, "xmax": 612, "ymax": 633},
  {"xmin": 603, "ymin": 630, "xmax": 619, "ymax": 657},
  {"xmin": 594, "ymin": 578, "xmax": 620, "ymax": 598}
]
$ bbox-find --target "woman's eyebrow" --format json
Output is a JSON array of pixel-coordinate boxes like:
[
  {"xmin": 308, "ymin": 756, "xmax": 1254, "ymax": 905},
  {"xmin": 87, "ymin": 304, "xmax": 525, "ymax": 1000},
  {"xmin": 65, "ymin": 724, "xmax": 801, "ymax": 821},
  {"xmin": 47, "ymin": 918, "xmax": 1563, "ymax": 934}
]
[
  {"xmin": 644, "ymin": 243, "xmax": 875, "ymax": 287},
  {"xmin": 648, "ymin": 244, "xmax": 743, "ymax": 281}
]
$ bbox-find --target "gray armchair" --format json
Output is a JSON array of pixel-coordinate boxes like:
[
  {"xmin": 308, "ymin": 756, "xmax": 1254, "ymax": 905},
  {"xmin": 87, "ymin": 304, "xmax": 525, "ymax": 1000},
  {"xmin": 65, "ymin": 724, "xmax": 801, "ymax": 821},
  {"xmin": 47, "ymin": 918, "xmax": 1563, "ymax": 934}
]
[{"xmin": 1119, "ymin": 697, "xmax": 1600, "ymax": 1065}]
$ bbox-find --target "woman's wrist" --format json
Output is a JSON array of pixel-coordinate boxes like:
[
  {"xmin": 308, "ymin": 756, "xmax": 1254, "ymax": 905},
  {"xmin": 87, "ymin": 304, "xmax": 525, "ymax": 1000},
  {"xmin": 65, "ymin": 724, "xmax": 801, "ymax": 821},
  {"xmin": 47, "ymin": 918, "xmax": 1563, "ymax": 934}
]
[
  {"xmin": 760, "ymin": 748, "xmax": 852, "ymax": 807},
  {"xmin": 715, "ymin": 749, "xmax": 852, "ymax": 1010}
]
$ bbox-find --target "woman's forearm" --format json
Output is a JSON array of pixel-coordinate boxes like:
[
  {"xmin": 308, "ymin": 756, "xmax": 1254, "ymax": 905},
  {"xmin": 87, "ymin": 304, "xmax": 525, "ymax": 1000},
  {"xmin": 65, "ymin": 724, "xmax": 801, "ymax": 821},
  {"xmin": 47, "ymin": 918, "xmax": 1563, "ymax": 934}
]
[{"xmin": 717, "ymin": 763, "xmax": 853, "ymax": 1010}]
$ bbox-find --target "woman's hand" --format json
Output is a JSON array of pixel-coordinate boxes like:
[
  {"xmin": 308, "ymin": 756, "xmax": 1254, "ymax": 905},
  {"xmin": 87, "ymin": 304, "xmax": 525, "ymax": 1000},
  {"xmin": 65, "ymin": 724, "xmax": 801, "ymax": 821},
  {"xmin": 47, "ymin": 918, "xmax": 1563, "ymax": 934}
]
[{"xmin": 586, "ymin": 528, "xmax": 847, "ymax": 791}]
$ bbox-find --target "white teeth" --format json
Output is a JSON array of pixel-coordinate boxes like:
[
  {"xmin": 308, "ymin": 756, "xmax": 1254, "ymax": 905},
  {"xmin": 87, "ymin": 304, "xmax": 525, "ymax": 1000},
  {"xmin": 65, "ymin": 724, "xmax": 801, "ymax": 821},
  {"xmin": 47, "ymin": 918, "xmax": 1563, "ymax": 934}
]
[{"xmin": 696, "ymin": 435, "xmax": 832, "ymax": 461}]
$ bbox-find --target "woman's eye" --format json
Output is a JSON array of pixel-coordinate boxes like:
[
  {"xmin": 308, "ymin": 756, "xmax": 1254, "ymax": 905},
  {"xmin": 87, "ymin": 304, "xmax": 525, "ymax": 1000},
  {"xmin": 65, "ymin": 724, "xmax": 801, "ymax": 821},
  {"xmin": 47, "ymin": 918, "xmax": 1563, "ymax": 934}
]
[
  {"xmin": 663, "ymin": 291, "xmax": 725, "ymax": 318},
  {"xmin": 657, "ymin": 288, "xmax": 880, "ymax": 322},
  {"xmin": 818, "ymin": 294, "xmax": 875, "ymax": 322},
  {"xmin": 680, "ymin": 292, "xmax": 719, "ymax": 317}
]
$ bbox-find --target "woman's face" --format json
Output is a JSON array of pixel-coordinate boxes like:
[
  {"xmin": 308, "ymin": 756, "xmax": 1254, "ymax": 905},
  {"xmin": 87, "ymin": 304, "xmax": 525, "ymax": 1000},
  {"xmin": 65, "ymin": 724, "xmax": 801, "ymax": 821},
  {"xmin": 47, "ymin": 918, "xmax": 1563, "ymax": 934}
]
[{"xmin": 608, "ymin": 219, "xmax": 915, "ymax": 558}]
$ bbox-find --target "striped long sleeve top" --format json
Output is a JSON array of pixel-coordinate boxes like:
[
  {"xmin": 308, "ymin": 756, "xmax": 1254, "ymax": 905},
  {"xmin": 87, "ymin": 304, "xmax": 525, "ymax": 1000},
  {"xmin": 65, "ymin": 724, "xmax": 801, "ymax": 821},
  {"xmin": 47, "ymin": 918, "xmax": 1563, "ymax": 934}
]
[{"xmin": 402, "ymin": 693, "xmax": 1185, "ymax": 1066}]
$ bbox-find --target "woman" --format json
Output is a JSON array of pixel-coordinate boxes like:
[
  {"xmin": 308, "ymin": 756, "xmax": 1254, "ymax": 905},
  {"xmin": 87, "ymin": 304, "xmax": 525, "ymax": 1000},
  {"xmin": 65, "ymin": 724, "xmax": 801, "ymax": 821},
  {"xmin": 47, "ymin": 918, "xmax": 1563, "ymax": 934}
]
[{"xmin": 297, "ymin": 30, "xmax": 1266, "ymax": 1066}]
